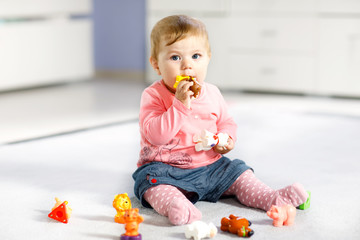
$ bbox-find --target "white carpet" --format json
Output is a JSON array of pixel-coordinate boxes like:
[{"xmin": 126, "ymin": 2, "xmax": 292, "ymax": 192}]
[{"xmin": 1, "ymin": 105, "xmax": 360, "ymax": 240}]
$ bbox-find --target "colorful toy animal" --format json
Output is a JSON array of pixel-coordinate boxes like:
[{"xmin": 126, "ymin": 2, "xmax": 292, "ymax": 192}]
[
  {"xmin": 193, "ymin": 129, "xmax": 229, "ymax": 151},
  {"xmin": 113, "ymin": 193, "xmax": 132, "ymax": 223},
  {"xmin": 221, "ymin": 215, "xmax": 254, "ymax": 237},
  {"xmin": 185, "ymin": 221, "xmax": 217, "ymax": 240},
  {"xmin": 174, "ymin": 75, "xmax": 202, "ymax": 98},
  {"xmin": 118, "ymin": 208, "xmax": 144, "ymax": 238},
  {"xmin": 267, "ymin": 204, "xmax": 296, "ymax": 227}
]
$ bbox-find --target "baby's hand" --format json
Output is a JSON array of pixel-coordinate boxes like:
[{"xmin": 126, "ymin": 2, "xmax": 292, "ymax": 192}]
[
  {"xmin": 214, "ymin": 137, "xmax": 234, "ymax": 154},
  {"xmin": 175, "ymin": 80, "xmax": 194, "ymax": 109}
]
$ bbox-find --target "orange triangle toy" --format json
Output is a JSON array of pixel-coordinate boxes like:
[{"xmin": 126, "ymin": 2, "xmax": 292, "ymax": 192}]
[{"xmin": 48, "ymin": 199, "xmax": 71, "ymax": 224}]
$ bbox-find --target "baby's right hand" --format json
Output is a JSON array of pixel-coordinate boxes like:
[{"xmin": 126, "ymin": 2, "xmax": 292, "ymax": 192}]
[{"xmin": 175, "ymin": 80, "xmax": 194, "ymax": 109}]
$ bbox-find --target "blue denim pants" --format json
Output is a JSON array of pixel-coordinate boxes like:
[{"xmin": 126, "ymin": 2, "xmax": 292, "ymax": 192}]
[{"xmin": 132, "ymin": 156, "xmax": 252, "ymax": 208}]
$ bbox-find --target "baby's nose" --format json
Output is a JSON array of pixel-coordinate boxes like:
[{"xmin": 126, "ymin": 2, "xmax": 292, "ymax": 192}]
[{"xmin": 182, "ymin": 59, "xmax": 192, "ymax": 69}]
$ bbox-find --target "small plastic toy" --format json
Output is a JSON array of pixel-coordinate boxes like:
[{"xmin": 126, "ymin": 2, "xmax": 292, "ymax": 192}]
[
  {"xmin": 221, "ymin": 215, "xmax": 254, "ymax": 237},
  {"xmin": 48, "ymin": 197, "xmax": 72, "ymax": 224},
  {"xmin": 298, "ymin": 191, "xmax": 311, "ymax": 210},
  {"xmin": 173, "ymin": 75, "xmax": 202, "ymax": 98},
  {"xmin": 185, "ymin": 221, "xmax": 217, "ymax": 240},
  {"xmin": 118, "ymin": 208, "xmax": 144, "ymax": 240},
  {"xmin": 193, "ymin": 129, "xmax": 229, "ymax": 151},
  {"xmin": 113, "ymin": 193, "xmax": 132, "ymax": 223},
  {"xmin": 266, "ymin": 204, "xmax": 296, "ymax": 227}
]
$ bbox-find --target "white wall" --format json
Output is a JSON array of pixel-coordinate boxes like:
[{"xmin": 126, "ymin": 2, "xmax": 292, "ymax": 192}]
[
  {"xmin": 146, "ymin": 0, "xmax": 360, "ymax": 97},
  {"xmin": 0, "ymin": 0, "xmax": 93, "ymax": 91}
]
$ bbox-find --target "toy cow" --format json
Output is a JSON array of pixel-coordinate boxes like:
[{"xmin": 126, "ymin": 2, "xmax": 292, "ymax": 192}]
[
  {"xmin": 267, "ymin": 204, "xmax": 296, "ymax": 227},
  {"xmin": 193, "ymin": 129, "xmax": 229, "ymax": 151},
  {"xmin": 221, "ymin": 215, "xmax": 254, "ymax": 237},
  {"xmin": 185, "ymin": 221, "xmax": 217, "ymax": 240}
]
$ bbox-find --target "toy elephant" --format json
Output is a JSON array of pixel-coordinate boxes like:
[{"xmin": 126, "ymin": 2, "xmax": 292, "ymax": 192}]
[
  {"xmin": 267, "ymin": 204, "xmax": 296, "ymax": 227},
  {"xmin": 185, "ymin": 221, "xmax": 217, "ymax": 240}
]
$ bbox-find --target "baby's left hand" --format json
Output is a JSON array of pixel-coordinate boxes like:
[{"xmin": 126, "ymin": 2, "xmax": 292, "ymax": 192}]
[{"xmin": 214, "ymin": 137, "xmax": 234, "ymax": 154}]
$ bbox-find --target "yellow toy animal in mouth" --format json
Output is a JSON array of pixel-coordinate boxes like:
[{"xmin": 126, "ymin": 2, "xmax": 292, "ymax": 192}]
[{"xmin": 173, "ymin": 75, "xmax": 202, "ymax": 98}]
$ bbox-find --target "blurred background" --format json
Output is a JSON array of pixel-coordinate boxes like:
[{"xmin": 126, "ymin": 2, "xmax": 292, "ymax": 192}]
[{"xmin": 1, "ymin": 0, "xmax": 360, "ymax": 144}]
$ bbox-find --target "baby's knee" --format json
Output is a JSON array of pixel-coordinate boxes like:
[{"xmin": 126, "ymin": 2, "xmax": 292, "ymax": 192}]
[{"xmin": 168, "ymin": 198, "xmax": 202, "ymax": 225}]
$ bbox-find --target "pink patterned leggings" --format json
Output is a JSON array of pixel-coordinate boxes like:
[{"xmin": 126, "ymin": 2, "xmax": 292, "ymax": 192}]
[{"xmin": 143, "ymin": 169, "xmax": 308, "ymax": 225}]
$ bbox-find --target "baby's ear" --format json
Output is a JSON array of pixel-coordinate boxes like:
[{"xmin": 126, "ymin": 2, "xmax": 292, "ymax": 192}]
[{"xmin": 149, "ymin": 56, "xmax": 161, "ymax": 75}]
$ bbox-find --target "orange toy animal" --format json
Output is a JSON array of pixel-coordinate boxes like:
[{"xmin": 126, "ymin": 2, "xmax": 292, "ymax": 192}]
[
  {"xmin": 221, "ymin": 215, "xmax": 254, "ymax": 238},
  {"xmin": 113, "ymin": 193, "xmax": 132, "ymax": 223},
  {"xmin": 118, "ymin": 208, "xmax": 144, "ymax": 238}
]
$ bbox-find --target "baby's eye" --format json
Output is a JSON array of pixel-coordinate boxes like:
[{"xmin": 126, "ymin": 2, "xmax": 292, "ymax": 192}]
[
  {"xmin": 192, "ymin": 54, "xmax": 201, "ymax": 59},
  {"xmin": 171, "ymin": 55, "xmax": 180, "ymax": 61}
]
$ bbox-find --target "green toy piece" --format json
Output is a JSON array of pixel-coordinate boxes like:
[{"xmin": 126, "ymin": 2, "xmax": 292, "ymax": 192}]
[{"xmin": 298, "ymin": 191, "xmax": 311, "ymax": 210}]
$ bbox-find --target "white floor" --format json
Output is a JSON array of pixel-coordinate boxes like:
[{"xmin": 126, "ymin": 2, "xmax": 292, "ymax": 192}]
[
  {"xmin": 1, "ymin": 78, "xmax": 360, "ymax": 144},
  {"xmin": 1, "ymin": 79, "xmax": 360, "ymax": 239}
]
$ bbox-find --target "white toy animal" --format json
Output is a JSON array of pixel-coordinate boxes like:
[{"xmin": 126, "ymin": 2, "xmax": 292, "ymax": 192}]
[
  {"xmin": 185, "ymin": 221, "xmax": 218, "ymax": 240},
  {"xmin": 193, "ymin": 129, "xmax": 229, "ymax": 151}
]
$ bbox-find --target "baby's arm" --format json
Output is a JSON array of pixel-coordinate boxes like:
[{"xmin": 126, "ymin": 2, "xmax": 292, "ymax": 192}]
[
  {"xmin": 140, "ymin": 89, "xmax": 191, "ymax": 145},
  {"xmin": 211, "ymin": 85, "xmax": 238, "ymax": 154}
]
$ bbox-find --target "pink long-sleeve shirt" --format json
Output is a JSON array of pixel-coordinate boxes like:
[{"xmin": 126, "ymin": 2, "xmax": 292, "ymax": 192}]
[{"xmin": 138, "ymin": 80, "xmax": 237, "ymax": 169}]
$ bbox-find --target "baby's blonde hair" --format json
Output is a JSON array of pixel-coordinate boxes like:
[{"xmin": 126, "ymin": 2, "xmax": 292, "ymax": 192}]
[{"xmin": 150, "ymin": 15, "xmax": 211, "ymax": 61}]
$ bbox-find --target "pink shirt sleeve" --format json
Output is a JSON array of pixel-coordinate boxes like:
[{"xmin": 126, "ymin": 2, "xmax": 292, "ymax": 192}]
[{"xmin": 140, "ymin": 88, "xmax": 191, "ymax": 145}]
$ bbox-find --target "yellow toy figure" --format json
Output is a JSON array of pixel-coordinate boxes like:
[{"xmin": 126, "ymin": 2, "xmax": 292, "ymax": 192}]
[
  {"xmin": 118, "ymin": 208, "xmax": 144, "ymax": 240},
  {"xmin": 173, "ymin": 75, "xmax": 202, "ymax": 98},
  {"xmin": 113, "ymin": 193, "xmax": 132, "ymax": 223}
]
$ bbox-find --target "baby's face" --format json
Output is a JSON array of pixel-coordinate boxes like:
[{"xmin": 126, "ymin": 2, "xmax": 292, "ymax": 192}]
[{"xmin": 152, "ymin": 35, "xmax": 210, "ymax": 93}]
